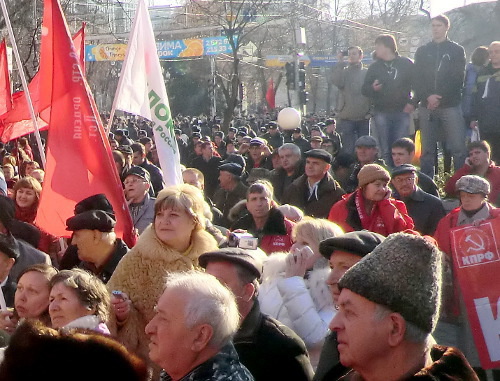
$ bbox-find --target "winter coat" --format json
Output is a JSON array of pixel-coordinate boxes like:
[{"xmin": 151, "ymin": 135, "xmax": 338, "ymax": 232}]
[
  {"xmin": 231, "ymin": 208, "xmax": 295, "ymax": 254},
  {"xmin": 282, "ymin": 173, "xmax": 345, "ymax": 219},
  {"xmin": 106, "ymin": 225, "xmax": 218, "ymax": 368},
  {"xmin": 328, "ymin": 191, "xmax": 414, "ymax": 236},
  {"xmin": 414, "ymin": 39, "xmax": 466, "ymax": 108},
  {"xmin": 332, "ymin": 62, "xmax": 371, "ymax": 121},
  {"xmin": 191, "ymin": 155, "xmax": 223, "ymax": 200},
  {"xmin": 234, "ymin": 300, "xmax": 314, "ymax": 381},
  {"xmin": 270, "ymin": 162, "xmax": 305, "ymax": 203},
  {"xmin": 129, "ymin": 194, "xmax": 155, "ymax": 235},
  {"xmin": 339, "ymin": 345, "xmax": 478, "ymax": 381},
  {"xmin": 259, "ymin": 253, "xmax": 334, "ymax": 348},
  {"xmin": 444, "ymin": 162, "xmax": 500, "ymax": 206},
  {"xmin": 471, "ymin": 63, "xmax": 500, "ymax": 134},
  {"xmin": 362, "ymin": 56, "xmax": 415, "ymax": 112},
  {"xmin": 213, "ymin": 181, "xmax": 248, "ymax": 228}
]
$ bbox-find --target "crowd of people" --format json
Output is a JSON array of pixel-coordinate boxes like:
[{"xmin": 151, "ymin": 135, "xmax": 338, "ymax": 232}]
[{"xmin": 0, "ymin": 13, "xmax": 497, "ymax": 381}]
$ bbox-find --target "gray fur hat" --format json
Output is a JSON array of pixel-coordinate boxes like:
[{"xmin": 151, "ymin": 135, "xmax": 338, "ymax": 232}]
[{"xmin": 339, "ymin": 232, "xmax": 442, "ymax": 334}]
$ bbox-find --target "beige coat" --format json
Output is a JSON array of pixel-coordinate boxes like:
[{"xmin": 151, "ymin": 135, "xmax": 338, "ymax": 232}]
[{"xmin": 107, "ymin": 225, "xmax": 218, "ymax": 365}]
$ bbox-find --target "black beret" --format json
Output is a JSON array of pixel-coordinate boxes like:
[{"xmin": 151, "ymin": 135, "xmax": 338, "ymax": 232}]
[
  {"xmin": 74, "ymin": 194, "xmax": 114, "ymax": 216},
  {"xmin": 319, "ymin": 231, "xmax": 385, "ymax": 260},
  {"xmin": 125, "ymin": 166, "xmax": 151, "ymax": 183},
  {"xmin": 66, "ymin": 210, "xmax": 116, "ymax": 232},
  {"xmin": 304, "ymin": 149, "xmax": 332, "ymax": 163},
  {"xmin": 391, "ymin": 164, "xmax": 417, "ymax": 178},
  {"xmin": 0, "ymin": 234, "xmax": 19, "ymax": 259},
  {"xmin": 219, "ymin": 162, "xmax": 243, "ymax": 177},
  {"xmin": 199, "ymin": 248, "xmax": 263, "ymax": 279}
]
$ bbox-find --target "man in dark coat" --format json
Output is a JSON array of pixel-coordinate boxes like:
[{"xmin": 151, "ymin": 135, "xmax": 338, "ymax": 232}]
[
  {"xmin": 213, "ymin": 163, "xmax": 248, "ymax": 228},
  {"xmin": 131, "ymin": 143, "xmax": 165, "ymax": 196},
  {"xmin": 191, "ymin": 141, "xmax": 222, "ymax": 200},
  {"xmin": 282, "ymin": 149, "xmax": 345, "ymax": 218},
  {"xmin": 200, "ymin": 248, "xmax": 315, "ymax": 381},
  {"xmin": 270, "ymin": 143, "xmax": 304, "ymax": 202},
  {"xmin": 262, "ymin": 122, "xmax": 284, "ymax": 150}
]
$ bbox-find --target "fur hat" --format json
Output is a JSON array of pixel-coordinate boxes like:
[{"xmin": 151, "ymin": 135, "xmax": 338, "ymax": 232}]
[
  {"xmin": 357, "ymin": 164, "xmax": 390, "ymax": 188},
  {"xmin": 339, "ymin": 232, "xmax": 442, "ymax": 334},
  {"xmin": 0, "ymin": 320, "xmax": 148, "ymax": 381}
]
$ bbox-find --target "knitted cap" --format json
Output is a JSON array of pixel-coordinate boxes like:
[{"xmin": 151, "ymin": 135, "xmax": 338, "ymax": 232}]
[
  {"xmin": 357, "ymin": 164, "xmax": 390, "ymax": 188},
  {"xmin": 339, "ymin": 232, "xmax": 442, "ymax": 333}
]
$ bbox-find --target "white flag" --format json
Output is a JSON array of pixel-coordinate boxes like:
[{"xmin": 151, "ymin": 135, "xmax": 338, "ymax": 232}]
[
  {"xmin": 111, "ymin": 0, "xmax": 182, "ymax": 187},
  {"xmin": 430, "ymin": 0, "xmax": 496, "ymax": 17}
]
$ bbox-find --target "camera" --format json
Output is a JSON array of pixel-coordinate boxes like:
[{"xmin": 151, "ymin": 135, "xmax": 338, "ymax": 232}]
[{"xmin": 227, "ymin": 232, "xmax": 259, "ymax": 250}]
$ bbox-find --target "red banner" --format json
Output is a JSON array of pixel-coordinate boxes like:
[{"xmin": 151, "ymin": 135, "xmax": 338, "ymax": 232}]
[
  {"xmin": 35, "ymin": 0, "xmax": 135, "ymax": 247},
  {"xmin": 451, "ymin": 218, "xmax": 500, "ymax": 369},
  {"xmin": 0, "ymin": 40, "xmax": 12, "ymax": 116}
]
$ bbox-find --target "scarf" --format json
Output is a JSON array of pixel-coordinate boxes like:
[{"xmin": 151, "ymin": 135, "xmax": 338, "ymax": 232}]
[{"xmin": 354, "ymin": 190, "xmax": 386, "ymax": 234}]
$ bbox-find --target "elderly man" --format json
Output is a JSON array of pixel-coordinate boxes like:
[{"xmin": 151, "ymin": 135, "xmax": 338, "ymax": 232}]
[
  {"xmin": 200, "ymin": 248, "xmax": 314, "ymax": 381},
  {"xmin": 131, "ymin": 143, "xmax": 164, "ymax": 196},
  {"xmin": 270, "ymin": 143, "xmax": 304, "ymax": 202},
  {"xmin": 282, "ymin": 149, "xmax": 345, "ymax": 218},
  {"xmin": 232, "ymin": 181, "xmax": 294, "ymax": 254},
  {"xmin": 314, "ymin": 231, "xmax": 385, "ymax": 381},
  {"xmin": 344, "ymin": 135, "xmax": 387, "ymax": 193},
  {"xmin": 213, "ymin": 162, "xmax": 248, "ymax": 228},
  {"xmin": 445, "ymin": 140, "xmax": 500, "ymax": 206},
  {"xmin": 145, "ymin": 271, "xmax": 254, "ymax": 381},
  {"xmin": 391, "ymin": 164, "xmax": 445, "ymax": 235},
  {"xmin": 66, "ymin": 210, "xmax": 128, "ymax": 283},
  {"xmin": 124, "ymin": 166, "xmax": 155, "ymax": 235},
  {"xmin": 330, "ymin": 233, "xmax": 477, "ymax": 381}
]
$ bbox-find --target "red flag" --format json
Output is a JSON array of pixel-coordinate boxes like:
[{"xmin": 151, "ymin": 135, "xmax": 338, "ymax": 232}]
[
  {"xmin": 0, "ymin": 40, "xmax": 12, "ymax": 116},
  {"xmin": 0, "ymin": 25, "xmax": 86, "ymax": 143},
  {"xmin": 35, "ymin": 0, "xmax": 135, "ymax": 247},
  {"xmin": 266, "ymin": 78, "xmax": 275, "ymax": 110}
]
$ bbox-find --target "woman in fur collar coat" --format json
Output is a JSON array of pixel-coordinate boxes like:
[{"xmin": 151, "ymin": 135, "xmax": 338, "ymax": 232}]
[{"xmin": 107, "ymin": 184, "xmax": 218, "ymax": 370}]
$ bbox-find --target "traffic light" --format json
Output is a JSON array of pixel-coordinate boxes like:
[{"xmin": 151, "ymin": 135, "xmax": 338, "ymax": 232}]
[
  {"xmin": 285, "ymin": 62, "xmax": 295, "ymax": 90},
  {"xmin": 298, "ymin": 62, "xmax": 306, "ymax": 90},
  {"xmin": 299, "ymin": 90, "xmax": 309, "ymax": 105}
]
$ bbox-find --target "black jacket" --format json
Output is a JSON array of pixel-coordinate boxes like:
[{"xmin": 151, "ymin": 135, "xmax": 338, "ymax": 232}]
[
  {"xmin": 234, "ymin": 301, "xmax": 314, "ymax": 381},
  {"xmin": 413, "ymin": 39, "xmax": 466, "ymax": 108},
  {"xmin": 270, "ymin": 161, "xmax": 305, "ymax": 203},
  {"xmin": 80, "ymin": 238, "xmax": 129, "ymax": 284},
  {"xmin": 362, "ymin": 56, "xmax": 415, "ymax": 112},
  {"xmin": 139, "ymin": 160, "xmax": 165, "ymax": 197},
  {"xmin": 471, "ymin": 64, "xmax": 500, "ymax": 133},
  {"xmin": 313, "ymin": 331, "xmax": 349, "ymax": 381},
  {"xmin": 191, "ymin": 155, "xmax": 223, "ymax": 200}
]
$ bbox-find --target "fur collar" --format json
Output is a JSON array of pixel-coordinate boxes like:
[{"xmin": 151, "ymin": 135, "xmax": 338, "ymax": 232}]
[{"xmin": 133, "ymin": 224, "xmax": 218, "ymax": 263}]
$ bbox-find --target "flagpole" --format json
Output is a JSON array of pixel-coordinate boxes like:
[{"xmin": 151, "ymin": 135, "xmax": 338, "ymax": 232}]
[{"xmin": 0, "ymin": 0, "xmax": 46, "ymax": 167}]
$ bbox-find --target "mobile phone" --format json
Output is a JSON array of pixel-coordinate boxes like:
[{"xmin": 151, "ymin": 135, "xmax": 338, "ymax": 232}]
[{"xmin": 112, "ymin": 290, "xmax": 124, "ymax": 299}]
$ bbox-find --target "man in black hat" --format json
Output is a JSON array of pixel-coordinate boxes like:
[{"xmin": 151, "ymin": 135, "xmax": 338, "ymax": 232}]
[
  {"xmin": 213, "ymin": 131, "xmax": 226, "ymax": 157},
  {"xmin": 213, "ymin": 163, "xmax": 248, "ymax": 228},
  {"xmin": 199, "ymin": 247, "xmax": 314, "ymax": 381},
  {"xmin": 124, "ymin": 167, "xmax": 155, "ymax": 235},
  {"xmin": 131, "ymin": 143, "xmax": 165, "ymax": 196},
  {"xmin": 262, "ymin": 122, "xmax": 284, "ymax": 150},
  {"xmin": 226, "ymin": 127, "xmax": 238, "ymax": 144},
  {"xmin": 282, "ymin": 149, "xmax": 345, "ymax": 218},
  {"xmin": 314, "ymin": 231, "xmax": 385, "ymax": 381},
  {"xmin": 66, "ymin": 210, "xmax": 128, "ymax": 283},
  {"xmin": 191, "ymin": 141, "xmax": 222, "ymax": 200},
  {"xmin": 114, "ymin": 129, "xmax": 133, "ymax": 146},
  {"xmin": 292, "ymin": 128, "xmax": 312, "ymax": 156},
  {"xmin": 391, "ymin": 164, "xmax": 445, "ymax": 235}
]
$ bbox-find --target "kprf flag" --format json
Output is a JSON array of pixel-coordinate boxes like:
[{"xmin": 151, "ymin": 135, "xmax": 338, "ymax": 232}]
[
  {"xmin": 0, "ymin": 39, "xmax": 12, "ymax": 116},
  {"xmin": 35, "ymin": 0, "xmax": 135, "ymax": 247},
  {"xmin": 430, "ymin": 0, "xmax": 496, "ymax": 16},
  {"xmin": 0, "ymin": 25, "xmax": 86, "ymax": 143},
  {"xmin": 111, "ymin": 0, "xmax": 182, "ymax": 186}
]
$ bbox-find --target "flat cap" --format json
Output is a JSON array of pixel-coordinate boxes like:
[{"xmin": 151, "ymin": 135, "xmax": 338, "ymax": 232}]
[
  {"xmin": 391, "ymin": 164, "xmax": 417, "ymax": 178},
  {"xmin": 74, "ymin": 194, "xmax": 114, "ymax": 216},
  {"xmin": 355, "ymin": 135, "xmax": 377, "ymax": 148},
  {"xmin": 456, "ymin": 175, "xmax": 490, "ymax": 195},
  {"xmin": 319, "ymin": 231, "xmax": 385, "ymax": 260},
  {"xmin": 304, "ymin": 149, "xmax": 332, "ymax": 163},
  {"xmin": 125, "ymin": 166, "xmax": 151, "ymax": 183},
  {"xmin": 221, "ymin": 154, "xmax": 246, "ymax": 170},
  {"xmin": 0, "ymin": 233, "xmax": 19, "ymax": 259},
  {"xmin": 66, "ymin": 210, "xmax": 116, "ymax": 232},
  {"xmin": 199, "ymin": 248, "xmax": 263, "ymax": 279},
  {"xmin": 219, "ymin": 162, "xmax": 243, "ymax": 177}
]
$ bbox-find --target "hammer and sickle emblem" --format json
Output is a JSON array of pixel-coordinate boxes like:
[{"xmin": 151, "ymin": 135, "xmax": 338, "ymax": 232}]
[{"xmin": 465, "ymin": 234, "xmax": 485, "ymax": 252}]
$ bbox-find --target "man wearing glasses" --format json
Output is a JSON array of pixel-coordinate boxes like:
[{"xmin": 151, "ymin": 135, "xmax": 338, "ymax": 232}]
[{"xmin": 390, "ymin": 164, "xmax": 445, "ymax": 235}]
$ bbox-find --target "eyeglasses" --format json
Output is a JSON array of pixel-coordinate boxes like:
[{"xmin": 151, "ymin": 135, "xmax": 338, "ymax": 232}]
[
  {"xmin": 124, "ymin": 178, "xmax": 147, "ymax": 186},
  {"xmin": 393, "ymin": 176, "xmax": 415, "ymax": 184}
]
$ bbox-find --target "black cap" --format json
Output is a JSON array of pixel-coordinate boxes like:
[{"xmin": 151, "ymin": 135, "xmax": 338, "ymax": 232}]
[
  {"xmin": 319, "ymin": 231, "xmax": 385, "ymax": 260},
  {"xmin": 267, "ymin": 122, "xmax": 278, "ymax": 129},
  {"xmin": 66, "ymin": 210, "xmax": 116, "ymax": 232},
  {"xmin": 117, "ymin": 145, "xmax": 133, "ymax": 155},
  {"xmin": 219, "ymin": 162, "xmax": 243, "ymax": 177},
  {"xmin": 292, "ymin": 127, "xmax": 302, "ymax": 133},
  {"xmin": 304, "ymin": 149, "xmax": 332, "ymax": 163},
  {"xmin": 74, "ymin": 194, "xmax": 114, "ymax": 216},
  {"xmin": 114, "ymin": 129, "xmax": 125, "ymax": 137},
  {"xmin": 221, "ymin": 154, "xmax": 246, "ymax": 169},
  {"xmin": 391, "ymin": 164, "xmax": 417, "ymax": 178},
  {"xmin": 229, "ymin": 127, "xmax": 238, "ymax": 133},
  {"xmin": 0, "ymin": 234, "xmax": 19, "ymax": 259},
  {"xmin": 199, "ymin": 248, "xmax": 263, "ymax": 279},
  {"xmin": 125, "ymin": 166, "xmax": 151, "ymax": 183}
]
